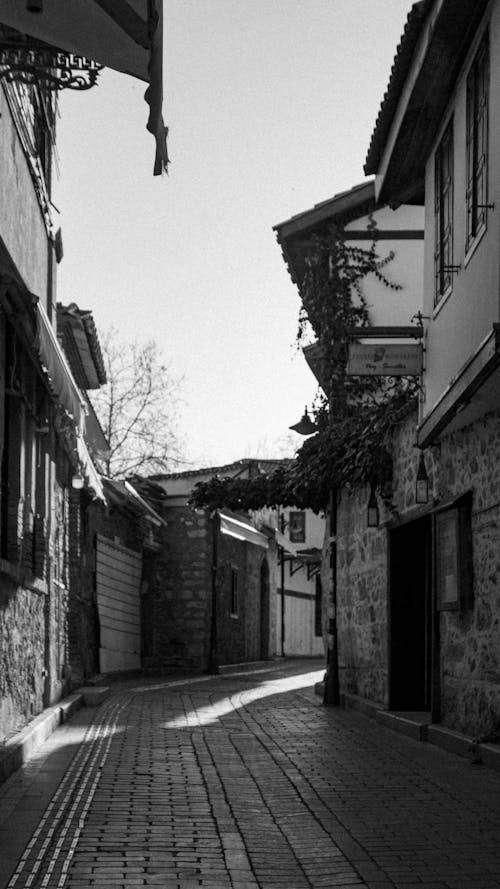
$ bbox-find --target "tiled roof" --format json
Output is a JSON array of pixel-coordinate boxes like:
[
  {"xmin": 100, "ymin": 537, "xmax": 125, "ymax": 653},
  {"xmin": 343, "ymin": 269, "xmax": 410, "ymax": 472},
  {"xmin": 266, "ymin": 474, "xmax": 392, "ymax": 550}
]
[
  {"xmin": 364, "ymin": 1, "xmax": 432, "ymax": 176},
  {"xmin": 150, "ymin": 458, "xmax": 291, "ymax": 481},
  {"xmin": 57, "ymin": 302, "xmax": 107, "ymax": 389},
  {"xmin": 274, "ymin": 181, "xmax": 375, "ymax": 240}
]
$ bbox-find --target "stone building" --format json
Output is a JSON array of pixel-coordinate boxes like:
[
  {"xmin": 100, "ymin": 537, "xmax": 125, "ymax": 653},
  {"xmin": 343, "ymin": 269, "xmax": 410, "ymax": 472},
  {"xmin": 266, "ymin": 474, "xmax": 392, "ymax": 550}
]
[
  {"xmin": 137, "ymin": 462, "xmax": 277, "ymax": 673},
  {"xmin": 363, "ymin": 0, "xmax": 500, "ymax": 740},
  {"xmin": 136, "ymin": 460, "xmax": 327, "ymax": 672},
  {"xmin": 275, "ymin": 0, "xmax": 500, "ymax": 745},
  {"xmin": 274, "ymin": 180, "xmax": 425, "ymax": 708},
  {"xmin": 0, "ymin": 5, "xmax": 167, "ymax": 742}
]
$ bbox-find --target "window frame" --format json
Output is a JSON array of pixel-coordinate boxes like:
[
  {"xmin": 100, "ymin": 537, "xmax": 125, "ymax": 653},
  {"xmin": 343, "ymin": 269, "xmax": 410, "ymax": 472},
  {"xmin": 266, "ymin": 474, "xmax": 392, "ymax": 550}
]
[
  {"xmin": 434, "ymin": 119, "xmax": 454, "ymax": 306},
  {"xmin": 465, "ymin": 31, "xmax": 489, "ymax": 256},
  {"xmin": 289, "ymin": 510, "xmax": 306, "ymax": 544}
]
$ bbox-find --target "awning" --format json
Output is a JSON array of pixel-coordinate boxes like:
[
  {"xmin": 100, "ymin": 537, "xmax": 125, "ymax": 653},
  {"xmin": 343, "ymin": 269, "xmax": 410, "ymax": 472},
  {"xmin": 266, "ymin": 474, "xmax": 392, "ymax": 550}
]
[
  {"xmin": 0, "ymin": 0, "xmax": 168, "ymax": 174},
  {"xmin": 219, "ymin": 512, "xmax": 269, "ymax": 550},
  {"xmin": 77, "ymin": 433, "xmax": 105, "ymax": 501},
  {"xmin": 274, "ymin": 528, "xmax": 297, "ymax": 556},
  {"xmin": 36, "ymin": 301, "xmax": 87, "ymax": 428}
]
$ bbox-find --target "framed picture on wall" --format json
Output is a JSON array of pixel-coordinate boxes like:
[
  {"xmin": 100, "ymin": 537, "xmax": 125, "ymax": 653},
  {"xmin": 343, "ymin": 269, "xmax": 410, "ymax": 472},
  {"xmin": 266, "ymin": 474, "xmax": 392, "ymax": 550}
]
[{"xmin": 435, "ymin": 493, "xmax": 473, "ymax": 611}]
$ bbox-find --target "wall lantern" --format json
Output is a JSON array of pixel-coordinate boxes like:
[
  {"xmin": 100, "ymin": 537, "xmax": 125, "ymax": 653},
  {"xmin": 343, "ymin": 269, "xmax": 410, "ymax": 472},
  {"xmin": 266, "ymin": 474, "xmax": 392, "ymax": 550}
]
[
  {"xmin": 289, "ymin": 406, "xmax": 318, "ymax": 436},
  {"xmin": 415, "ymin": 451, "xmax": 429, "ymax": 504},
  {"xmin": 72, "ymin": 470, "xmax": 84, "ymax": 490},
  {"xmin": 367, "ymin": 485, "xmax": 379, "ymax": 528}
]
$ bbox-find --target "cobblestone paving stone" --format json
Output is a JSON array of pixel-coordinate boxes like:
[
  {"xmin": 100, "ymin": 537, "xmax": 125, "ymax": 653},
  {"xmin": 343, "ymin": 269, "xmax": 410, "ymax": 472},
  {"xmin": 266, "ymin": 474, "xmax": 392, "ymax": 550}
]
[{"xmin": 1, "ymin": 660, "xmax": 500, "ymax": 889}]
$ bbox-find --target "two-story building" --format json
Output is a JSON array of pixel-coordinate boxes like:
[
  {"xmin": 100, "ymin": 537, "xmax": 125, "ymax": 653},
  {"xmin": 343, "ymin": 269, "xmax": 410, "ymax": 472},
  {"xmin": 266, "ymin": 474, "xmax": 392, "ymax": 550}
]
[
  {"xmin": 275, "ymin": 180, "xmax": 427, "ymax": 713},
  {"xmin": 0, "ymin": 4, "xmax": 167, "ymax": 742},
  {"xmin": 364, "ymin": 0, "xmax": 500, "ymax": 741}
]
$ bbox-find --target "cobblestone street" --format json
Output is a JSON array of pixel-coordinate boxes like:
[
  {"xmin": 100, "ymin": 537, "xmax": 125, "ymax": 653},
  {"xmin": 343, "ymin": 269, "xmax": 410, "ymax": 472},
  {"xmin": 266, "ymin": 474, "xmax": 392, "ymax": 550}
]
[{"xmin": 1, "ymin": 660, "xmax": 499, "ymax": 889}]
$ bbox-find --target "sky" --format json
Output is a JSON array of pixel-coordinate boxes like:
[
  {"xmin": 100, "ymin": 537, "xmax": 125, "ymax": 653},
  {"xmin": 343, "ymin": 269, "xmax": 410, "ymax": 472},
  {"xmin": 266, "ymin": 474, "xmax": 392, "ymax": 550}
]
[{"xmin": 53, "ymin": 0, "xmax": 415, "ymax": 470}]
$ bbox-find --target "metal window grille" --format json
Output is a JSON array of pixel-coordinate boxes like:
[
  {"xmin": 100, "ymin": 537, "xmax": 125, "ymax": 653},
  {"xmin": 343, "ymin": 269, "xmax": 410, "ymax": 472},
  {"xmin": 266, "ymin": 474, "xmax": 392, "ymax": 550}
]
[
  {"xmin": 434, "ymin": 121, "xmax": 454, "ymax": 303},
  {"xmin": 466, "ymin": 34, "xmax": 489, "ymax": 251}
]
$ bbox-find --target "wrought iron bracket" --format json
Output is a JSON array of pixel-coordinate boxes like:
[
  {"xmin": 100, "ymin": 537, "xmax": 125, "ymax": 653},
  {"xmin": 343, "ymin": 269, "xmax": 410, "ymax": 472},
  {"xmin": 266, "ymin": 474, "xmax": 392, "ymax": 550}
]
[{"xmin": 0, "ymin": 30, "xmax": 102, "ymax": 91}]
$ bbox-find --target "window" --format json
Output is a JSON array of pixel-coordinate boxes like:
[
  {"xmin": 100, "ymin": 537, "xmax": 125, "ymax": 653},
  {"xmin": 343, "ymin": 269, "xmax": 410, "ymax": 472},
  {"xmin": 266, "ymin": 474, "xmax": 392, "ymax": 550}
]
[
  {"xmin": 289, "ymin": 511, "xmax": 306, "ymax": 543},
  {"xmin": 0, "ymin": 315, "xmax": 48, "ymax": 575},
  {"xmin": 434, "ymin": 121, "xmax": 454, "ymax": 303},
  {"xmin": 435, "ymin": 494, "xmax": 473, "ymax": 611},
  {"xmin": 466, "ymin": 33, "xmax": 489, "ymax": 252},
  {"xmin": 230, "ymin": 568, "xmax": 239, "ymax": 616}
]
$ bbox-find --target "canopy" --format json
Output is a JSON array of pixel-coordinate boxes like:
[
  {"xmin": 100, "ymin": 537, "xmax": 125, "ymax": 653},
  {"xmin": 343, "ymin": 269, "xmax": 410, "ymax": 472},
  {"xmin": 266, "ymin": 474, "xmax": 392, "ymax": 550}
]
[
  {"xmin": 36, "ymin": 301, "xmax": 86, "ymax": 428},
  {"xmin": 36, "ymin": 302, "xmax": 105, "ymax": 500},
  {"xmin": 219, "ymin": 512, "xmax": 269, "ymax": 550},
  {"xmin": 0, "ymin": 0, "xmax": 168, "ymax": 174}
]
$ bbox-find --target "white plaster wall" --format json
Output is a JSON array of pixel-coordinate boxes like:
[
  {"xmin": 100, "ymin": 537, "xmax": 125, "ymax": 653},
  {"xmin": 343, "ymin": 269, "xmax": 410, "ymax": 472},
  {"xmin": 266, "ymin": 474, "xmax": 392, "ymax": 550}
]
[
  {"xmin": 345, "ymin": 205, "xmax": 425, "ymax": 328},
  {"xmin": 422, "ymin": 5, "xmax": 500, "ymax": 415},
  {"xmin": 0, "ymin": 88, "xmax": 51, "ymax": 305}
]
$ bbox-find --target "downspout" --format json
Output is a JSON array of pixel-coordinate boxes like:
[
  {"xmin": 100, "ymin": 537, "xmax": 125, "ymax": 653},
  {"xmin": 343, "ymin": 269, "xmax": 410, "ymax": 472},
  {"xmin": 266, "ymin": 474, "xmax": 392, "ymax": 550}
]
[
  {"xmin": 208, "ymin": 510, "xmax": 219, "ymax": 674},
  {"xmin": 323, "ymin": 488, "xmax": 340, "ymax": 706}
]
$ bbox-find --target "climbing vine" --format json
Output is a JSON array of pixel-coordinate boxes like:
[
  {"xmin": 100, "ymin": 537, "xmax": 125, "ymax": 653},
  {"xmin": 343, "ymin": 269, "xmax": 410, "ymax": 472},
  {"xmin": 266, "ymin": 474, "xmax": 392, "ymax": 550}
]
[{"xmin": 190, "ymin": 222, "xmax": 419, "ymax": 514}]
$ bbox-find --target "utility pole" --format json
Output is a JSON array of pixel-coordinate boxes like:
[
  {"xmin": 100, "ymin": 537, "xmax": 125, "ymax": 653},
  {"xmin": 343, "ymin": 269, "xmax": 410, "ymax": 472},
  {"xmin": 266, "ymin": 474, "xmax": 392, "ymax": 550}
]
[
  {"xmin": 279, "ymin": 512, "xmax": 286, "ymax": 658},
  {"xmin": 323, "ymin": 488, "xmax": 340, "ymax": 706},
  {"xmin": 208, "ymin": 510, "xmax": 219, "ymax": 674}
]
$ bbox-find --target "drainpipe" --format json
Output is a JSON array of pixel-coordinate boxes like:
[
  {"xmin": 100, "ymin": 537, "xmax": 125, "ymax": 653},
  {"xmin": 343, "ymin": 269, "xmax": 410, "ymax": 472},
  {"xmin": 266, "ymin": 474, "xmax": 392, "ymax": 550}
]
[
  {"xmin": 208, "ymin": 510, "xmax": 219, "ymax": 674},
  {"xmin": 323, "ymin": 488, "xmax": 340, "ymax": 706}
]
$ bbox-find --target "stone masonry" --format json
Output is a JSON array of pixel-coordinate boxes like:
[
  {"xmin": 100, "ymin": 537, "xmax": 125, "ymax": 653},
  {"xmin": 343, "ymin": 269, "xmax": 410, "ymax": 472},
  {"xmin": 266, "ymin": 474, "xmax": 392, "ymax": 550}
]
[{"xmin": 334, "ymin": 407, "xmax": 500, "ymax": 739}]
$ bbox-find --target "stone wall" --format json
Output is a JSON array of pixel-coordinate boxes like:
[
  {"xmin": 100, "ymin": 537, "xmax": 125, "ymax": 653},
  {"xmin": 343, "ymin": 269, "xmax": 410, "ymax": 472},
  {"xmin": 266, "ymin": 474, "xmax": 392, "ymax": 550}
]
[
  {"xmin": 216, "ymin": 535, "xmax": 269, "ymax": 665},
  {"xmin": 336, "ymin": 486, "xmax": 389, "ymax": 706},
  {"xmin": 0, "ymin": 576, "xmax": 46, "ymax": 741},
  {"xmin": 142, "ymin": 505, "xmax": 212, "ymax": 672},
  {"xmin": 335, "ymin": 407, "xmax": 500, "ymax": 739},
  {"xmin": 432, "ymin": 412, "xmax": 500, "ymax": 739}
]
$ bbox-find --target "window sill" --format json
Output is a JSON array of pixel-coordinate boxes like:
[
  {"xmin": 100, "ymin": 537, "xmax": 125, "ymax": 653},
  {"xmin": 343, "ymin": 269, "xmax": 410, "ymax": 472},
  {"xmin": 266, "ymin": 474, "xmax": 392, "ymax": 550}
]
[
  {"xmin": 433, "ymin": 285, "xmax": 454, "ymax": 320},
  {"xmin": 464, "ymin": 223, "xmax": 487, "ymax": 269},
  {"xmin": 0, "ymin": 558, "xmax": 47, "ymax": 595}
]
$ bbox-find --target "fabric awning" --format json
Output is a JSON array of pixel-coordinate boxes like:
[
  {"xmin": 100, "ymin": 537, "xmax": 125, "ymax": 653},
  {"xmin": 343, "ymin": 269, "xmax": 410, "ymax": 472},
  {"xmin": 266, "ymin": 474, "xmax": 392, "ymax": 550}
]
[
  {"xmin": 0, "ymin": 0, "xmax": 167, "ymax": 174},
  {"xmin": 36, "ymin": 302, "xmax": 87, "ymax": 428},
  {"xmin": 219, "ymin": 512, "xmax": 269, "ymax": 550}
]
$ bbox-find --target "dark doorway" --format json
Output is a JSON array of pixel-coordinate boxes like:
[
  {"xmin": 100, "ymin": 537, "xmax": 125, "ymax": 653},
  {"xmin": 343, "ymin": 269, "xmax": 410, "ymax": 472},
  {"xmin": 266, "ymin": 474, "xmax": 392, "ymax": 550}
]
[{"xmin": 389, "ymin": 515, "xmax": 432, "ymax": 711}]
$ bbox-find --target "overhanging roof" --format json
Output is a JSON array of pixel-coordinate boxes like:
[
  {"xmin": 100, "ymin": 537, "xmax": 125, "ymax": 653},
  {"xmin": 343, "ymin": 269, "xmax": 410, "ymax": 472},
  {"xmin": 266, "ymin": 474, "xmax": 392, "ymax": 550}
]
[
  {"xmin": 365, "ymin": 0, "xmax": 490, "ymax": 205},
  {"xmin": 418, "ymin": 325, "xmax": 500, "ymax": 447},
  {"xmin": 219, "ymin": 511, "xmax": 269, "ymax": 550},
  {"xmin": 0, "ymin": 0, "xmax": 168, "ymax": 174},
  {"xmin": 273, "ymin": 181, "xmax": 376, "ymax": 290},
  {"xmin": 57, "ymin": 302, "xmax": 106, "ymax": 390},
  {"xmin": 302, "ymin": 342, "xmax": 329, "ymax": 394},
  {"xmin": 36, "ymin": 301, "xmax": 87, "ymax": 428}
]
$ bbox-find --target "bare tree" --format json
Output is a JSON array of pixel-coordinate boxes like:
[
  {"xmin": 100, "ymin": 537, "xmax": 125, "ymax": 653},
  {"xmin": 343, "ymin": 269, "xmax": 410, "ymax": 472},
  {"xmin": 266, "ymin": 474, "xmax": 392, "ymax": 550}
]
[{"xmin": 90, "ymin": 327, "xmax": 185, "ymax": 478}]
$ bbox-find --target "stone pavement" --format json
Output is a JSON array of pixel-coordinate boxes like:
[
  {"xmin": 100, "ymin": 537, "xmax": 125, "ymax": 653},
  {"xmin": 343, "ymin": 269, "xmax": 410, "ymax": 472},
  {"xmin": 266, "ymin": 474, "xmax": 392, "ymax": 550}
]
[{"xmin": 0, "ymin": 659, "xmax": 499, "ymax": 889}]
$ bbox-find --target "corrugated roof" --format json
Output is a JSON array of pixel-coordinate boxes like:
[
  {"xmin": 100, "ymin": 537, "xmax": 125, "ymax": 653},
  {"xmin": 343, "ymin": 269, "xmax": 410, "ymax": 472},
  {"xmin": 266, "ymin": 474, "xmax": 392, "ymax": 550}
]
[{"xmin": 364, "ymin": 1, "xmax": 432, "ymax": 176}]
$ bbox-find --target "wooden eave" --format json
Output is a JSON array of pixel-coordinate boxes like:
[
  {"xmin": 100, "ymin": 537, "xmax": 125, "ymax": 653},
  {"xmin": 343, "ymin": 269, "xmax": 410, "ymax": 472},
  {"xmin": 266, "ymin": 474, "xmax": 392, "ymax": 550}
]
[
  {"xmin": 274, "ymin": 181, "xmax": 377, "ymax": 291},
  {"xmin": 368, "ymin": 0, "xmax": 490, "ymax": 206},
  {"xmin": 57, "ymin": 303, "xmax": 106, "ymax": 390}
]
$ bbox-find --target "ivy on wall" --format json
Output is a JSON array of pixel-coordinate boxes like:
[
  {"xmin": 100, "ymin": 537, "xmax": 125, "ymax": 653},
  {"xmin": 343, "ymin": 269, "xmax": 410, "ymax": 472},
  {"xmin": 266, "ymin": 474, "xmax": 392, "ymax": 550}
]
[{"xmin": 191, "ymin": 222, "xmax": 419, "ymax": 514}]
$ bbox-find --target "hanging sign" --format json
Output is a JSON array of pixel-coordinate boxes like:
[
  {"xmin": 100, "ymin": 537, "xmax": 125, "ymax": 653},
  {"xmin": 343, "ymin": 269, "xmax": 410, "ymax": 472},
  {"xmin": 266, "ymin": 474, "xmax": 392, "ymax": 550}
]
[{"xmin": 346, "ymin": 343, "xmax": 423, "ymax": 376}]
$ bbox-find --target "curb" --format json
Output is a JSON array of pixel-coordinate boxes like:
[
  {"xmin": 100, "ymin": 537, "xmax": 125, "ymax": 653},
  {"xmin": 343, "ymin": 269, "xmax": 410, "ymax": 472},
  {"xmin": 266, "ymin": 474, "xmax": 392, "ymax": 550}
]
[
  {"xmin": 0, "ymin": 686, "xmax": 110, "ymax": 787},
  {"xmin": 217, "ymin": 658, "xmax": 285, "ymax": 675},
  {"xmin": 338, "ymin": 690, "xmax": 500, "ymax": 772}
]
